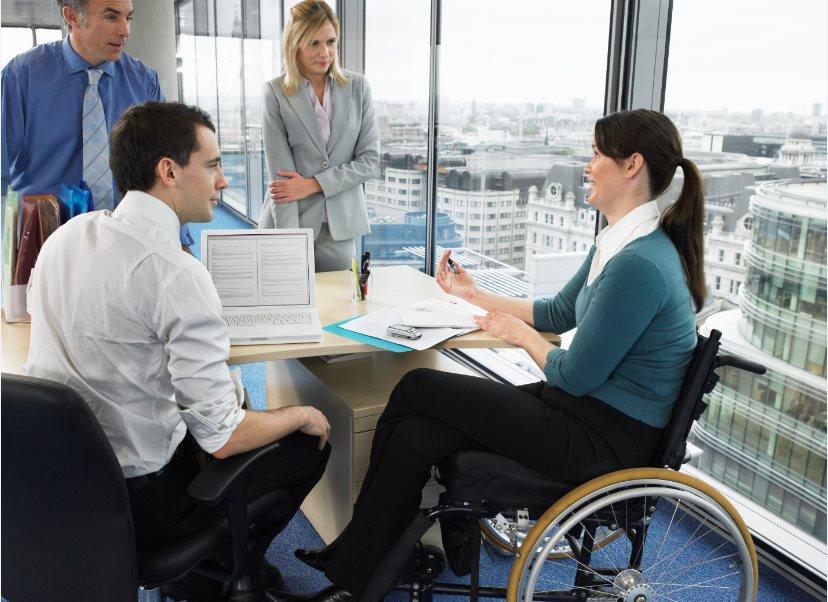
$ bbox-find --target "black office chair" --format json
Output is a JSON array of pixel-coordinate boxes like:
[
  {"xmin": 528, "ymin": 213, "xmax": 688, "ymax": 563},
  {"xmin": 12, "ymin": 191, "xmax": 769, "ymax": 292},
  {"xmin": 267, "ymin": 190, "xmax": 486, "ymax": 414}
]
[
  {"xmin": 1, "ymin": 373, "xmax": 292, "ymax": 602},
  {"xmin": 361, "ymin": 329, "xmax": 767, "ymax": 601}
]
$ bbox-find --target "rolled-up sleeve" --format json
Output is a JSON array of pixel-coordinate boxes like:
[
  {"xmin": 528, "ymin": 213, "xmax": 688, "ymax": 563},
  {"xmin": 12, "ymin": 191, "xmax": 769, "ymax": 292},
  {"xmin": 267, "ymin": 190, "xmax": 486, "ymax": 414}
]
[{"xmin": 154, "ymin": 265, "xmax": 244, "ymax": 453}]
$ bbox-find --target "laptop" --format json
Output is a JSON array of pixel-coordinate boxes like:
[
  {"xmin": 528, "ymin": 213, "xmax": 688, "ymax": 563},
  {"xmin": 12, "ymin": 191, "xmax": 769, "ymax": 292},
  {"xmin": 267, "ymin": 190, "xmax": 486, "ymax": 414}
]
[{"xmin": 201, "ymin": 228, "xmax": 323, "ymax": 345}]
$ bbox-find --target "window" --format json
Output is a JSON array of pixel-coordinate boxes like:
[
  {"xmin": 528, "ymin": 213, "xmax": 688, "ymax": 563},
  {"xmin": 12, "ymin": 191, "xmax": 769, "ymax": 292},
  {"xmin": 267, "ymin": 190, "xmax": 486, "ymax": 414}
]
[
  {"xmin": 176, "ymin": 0, "xmax": 278, "ymax": 220},
  {"xmin": 668, "ymin": 0, "xmax": 828, "ymax": 551},
  {"xmin": 363, "ymin": 0, "xmax": 430, "ymax": 268},
  {"xmin": 1, "ymin": 26, "xmax": 62, "ymax": 69}
]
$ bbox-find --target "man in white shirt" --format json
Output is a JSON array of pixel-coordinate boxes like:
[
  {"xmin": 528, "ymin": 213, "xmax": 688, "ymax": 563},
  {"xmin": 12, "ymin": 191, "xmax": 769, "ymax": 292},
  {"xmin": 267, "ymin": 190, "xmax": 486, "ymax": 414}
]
[{"xmin": 25, "ymin": 101, "xmax": 331, "ymax": 600}]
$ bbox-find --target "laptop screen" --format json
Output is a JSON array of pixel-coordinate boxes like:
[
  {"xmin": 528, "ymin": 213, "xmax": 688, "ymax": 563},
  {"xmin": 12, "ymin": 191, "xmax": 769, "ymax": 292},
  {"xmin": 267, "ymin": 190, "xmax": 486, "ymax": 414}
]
[{"xmin": 205, "ymin": 231, "xmax": 312, "ymax": 308}]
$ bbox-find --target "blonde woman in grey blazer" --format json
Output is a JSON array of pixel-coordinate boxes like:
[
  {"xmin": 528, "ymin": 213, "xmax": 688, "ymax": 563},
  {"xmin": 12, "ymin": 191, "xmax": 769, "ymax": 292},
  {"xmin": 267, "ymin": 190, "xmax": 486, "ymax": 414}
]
[{"xmin": 258, "ymin": 0, "xmax": 379, "ymax": 272}]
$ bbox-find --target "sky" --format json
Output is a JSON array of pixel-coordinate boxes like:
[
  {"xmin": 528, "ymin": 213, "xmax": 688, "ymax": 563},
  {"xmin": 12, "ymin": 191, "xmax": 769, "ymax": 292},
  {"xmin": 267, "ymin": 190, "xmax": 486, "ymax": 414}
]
[{"xmin": 363, "ymin": 0, "xmax": 827, "ymax": 115}]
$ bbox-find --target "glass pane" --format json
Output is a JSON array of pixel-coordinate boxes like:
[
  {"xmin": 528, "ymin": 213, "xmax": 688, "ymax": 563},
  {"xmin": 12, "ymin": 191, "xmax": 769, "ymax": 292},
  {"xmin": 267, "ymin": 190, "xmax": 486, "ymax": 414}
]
[
  {"xmin": 34, "ymin": 28, "xmax": 62, "ymax": 45},
  {"xmin": 244, "ymin": 0, "xmax": 280, "ymax": 220},
  {"xmin": 363, "ymin": 0, "xmax": 430, "ymax": 270},
  {"xmin": 1, "ymin": 27, "xmax": 34, "ymax": 69},
  {"xmin": 669, "ymin": 0, "xmax": 828, "ymax": 543},
  {"xmin": 437, "ymin": 1, "xmax": 605, "ymax": 276},
  {"xmin": 435, "ymin": 0, "xmax": 609, "ymax": 376},
  {"xmin": 215, "ymin": 0, "xmax": 247, "ymax": 214}
]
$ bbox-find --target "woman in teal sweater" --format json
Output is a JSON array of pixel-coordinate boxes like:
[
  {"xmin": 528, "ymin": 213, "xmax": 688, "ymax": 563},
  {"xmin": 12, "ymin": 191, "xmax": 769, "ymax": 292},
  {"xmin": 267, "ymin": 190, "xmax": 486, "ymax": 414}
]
[{"xmin": 284, "ymin": 110, "xmax": 706, "ymax": 601}]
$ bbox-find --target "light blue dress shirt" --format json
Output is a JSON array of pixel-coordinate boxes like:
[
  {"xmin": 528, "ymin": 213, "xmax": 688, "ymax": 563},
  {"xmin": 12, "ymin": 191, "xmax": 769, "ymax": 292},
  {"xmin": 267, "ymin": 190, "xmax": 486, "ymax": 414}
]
[{"xmin": 1, "ymin": 37, "xmax": 192, "ymax": 245}]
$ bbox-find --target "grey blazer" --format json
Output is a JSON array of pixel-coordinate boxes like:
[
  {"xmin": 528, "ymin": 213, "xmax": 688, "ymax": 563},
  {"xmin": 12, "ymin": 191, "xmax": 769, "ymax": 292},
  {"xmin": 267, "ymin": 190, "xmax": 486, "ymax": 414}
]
[{"xmin": 257, "ymin": 70, "xmax": 380, "ymax": 241}]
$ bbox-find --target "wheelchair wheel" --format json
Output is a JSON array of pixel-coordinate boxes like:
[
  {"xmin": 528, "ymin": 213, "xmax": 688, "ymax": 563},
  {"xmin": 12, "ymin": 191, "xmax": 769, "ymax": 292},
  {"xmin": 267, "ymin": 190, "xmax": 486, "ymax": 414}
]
[
  {"xmin": 479, "ymin": 516, "xmax": 623, "ymax": 559},
  {"xmin": 507, "ymin": 468, "xmax": 758, "ymax": 602}
]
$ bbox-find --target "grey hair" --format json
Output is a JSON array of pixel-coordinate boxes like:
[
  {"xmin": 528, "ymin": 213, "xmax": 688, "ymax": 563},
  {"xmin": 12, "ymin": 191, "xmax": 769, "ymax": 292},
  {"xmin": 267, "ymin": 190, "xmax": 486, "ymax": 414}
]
[{"xmin": 55, "ymin": 0, "xmax": 88, "ymax": 30}]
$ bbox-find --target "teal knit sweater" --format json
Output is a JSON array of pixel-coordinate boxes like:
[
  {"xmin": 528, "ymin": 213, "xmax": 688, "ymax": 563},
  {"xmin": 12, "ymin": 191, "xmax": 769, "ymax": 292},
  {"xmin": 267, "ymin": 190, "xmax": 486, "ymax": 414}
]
[{"xmin": 532, "ymin": 228, "xmax": 697, "ymax": 428}]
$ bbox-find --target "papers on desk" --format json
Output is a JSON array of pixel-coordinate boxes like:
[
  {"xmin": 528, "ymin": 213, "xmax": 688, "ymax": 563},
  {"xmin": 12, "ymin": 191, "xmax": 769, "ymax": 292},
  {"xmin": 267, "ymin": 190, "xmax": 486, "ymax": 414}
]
[
  {"xmin": 339, "ymin": 297, "xmax": 485, "ymax": 351},
  {"xmin": 398, "ymin": 297, "xmax": 486, "ymax": 328}
]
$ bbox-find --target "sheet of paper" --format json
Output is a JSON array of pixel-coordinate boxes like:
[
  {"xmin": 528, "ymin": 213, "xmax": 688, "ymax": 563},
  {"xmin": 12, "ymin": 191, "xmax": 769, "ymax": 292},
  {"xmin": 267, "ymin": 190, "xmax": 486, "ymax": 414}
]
[
  {"xmin": 256, "ymin": 236, "xmax": 310, "ymax": 306},
  {"xmin": 340, "ymin": 306, "xmax": 473, "ymax": 351},
  {"xmin": 398, "ymin": 297, "xmax": 486, "ymax": 328},
  {"xmin": 207, "ymin": 236, "xmax": 259, "ymax": 306}
]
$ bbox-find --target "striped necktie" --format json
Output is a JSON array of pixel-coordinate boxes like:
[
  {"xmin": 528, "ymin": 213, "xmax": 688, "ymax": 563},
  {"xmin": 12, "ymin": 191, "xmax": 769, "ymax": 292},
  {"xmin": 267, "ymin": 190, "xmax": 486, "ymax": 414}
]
[{"xmin": 82, "ymin": 68, "xmax": 114, "ymax": 210}]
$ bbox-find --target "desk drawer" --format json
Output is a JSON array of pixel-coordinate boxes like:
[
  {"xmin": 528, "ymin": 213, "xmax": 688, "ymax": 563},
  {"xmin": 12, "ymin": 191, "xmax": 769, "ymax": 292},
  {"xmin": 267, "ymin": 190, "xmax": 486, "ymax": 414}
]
[
  {"xmin": 354, "ymin": 413, "xmax": 380, "ymax": 434},
  {"xmin": 354, "ymin": 430, "xmax": 373, "ymax": 483}
]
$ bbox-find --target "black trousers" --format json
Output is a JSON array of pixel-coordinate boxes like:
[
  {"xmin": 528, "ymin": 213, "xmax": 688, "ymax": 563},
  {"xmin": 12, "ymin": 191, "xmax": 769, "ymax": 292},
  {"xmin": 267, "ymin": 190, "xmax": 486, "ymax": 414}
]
[
  {"xmin": 127, "ymin": 431, "xmax": 330, "ymax": 567},
  {"xmin": 323, "ymin": 368, "xmax": 663, "ymax": 597}
]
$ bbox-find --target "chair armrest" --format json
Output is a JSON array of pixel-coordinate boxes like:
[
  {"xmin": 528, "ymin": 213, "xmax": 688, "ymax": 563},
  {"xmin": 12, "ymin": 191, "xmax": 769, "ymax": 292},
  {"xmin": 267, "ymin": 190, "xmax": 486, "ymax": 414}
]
[{"xmin": 186, "ymin": 441, "xmax": 281, "ymax": 505}]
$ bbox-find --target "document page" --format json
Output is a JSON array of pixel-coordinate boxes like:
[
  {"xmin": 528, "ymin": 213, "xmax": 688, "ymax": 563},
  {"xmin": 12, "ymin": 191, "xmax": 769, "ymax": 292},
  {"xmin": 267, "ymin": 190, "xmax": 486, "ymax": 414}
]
[
  {"xmin": 257, "ymin": 235, "xmax": 310, "ymax": 306},
  {"xmin": 398, "ymin": 297, "xmax": 485, "ymax": 328},
  {"xmin": 207, "ymin": 233, "xmax": 310, "ymax": 308},
  {"xmin": 340, "ymin": 306, "xmax": 474, "ymax": 351},
  {"xmin": 207, "ymin": 236, "xmax": 259, "ymax": 306}
]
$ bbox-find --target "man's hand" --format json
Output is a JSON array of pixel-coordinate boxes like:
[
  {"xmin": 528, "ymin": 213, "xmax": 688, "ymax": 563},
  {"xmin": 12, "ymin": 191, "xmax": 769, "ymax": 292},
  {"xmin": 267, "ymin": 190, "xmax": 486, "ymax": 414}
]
[
  {"xmin": 474, "ymin": 310, "xmax": 532, "ymax": 347},
  {"xmin": 298, "ymin": 405, "xmax": 331, "ymax": 450},
  {"xmin": 269, "ymin": 171, "xmax": 322, "ymax": 204}
]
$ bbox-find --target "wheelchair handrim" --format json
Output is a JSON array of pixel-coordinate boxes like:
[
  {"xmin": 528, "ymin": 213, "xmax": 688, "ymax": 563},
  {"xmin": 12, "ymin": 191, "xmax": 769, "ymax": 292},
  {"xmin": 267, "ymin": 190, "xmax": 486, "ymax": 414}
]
[{"xmin": 518, "ymin": 484, "xmax": 756, "ymax": 601}]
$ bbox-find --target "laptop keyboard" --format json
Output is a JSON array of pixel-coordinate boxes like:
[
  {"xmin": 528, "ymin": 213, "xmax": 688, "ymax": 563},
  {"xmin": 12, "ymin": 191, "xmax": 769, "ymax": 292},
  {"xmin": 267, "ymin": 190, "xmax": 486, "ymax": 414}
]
[{"xmin": 223, "ymin": 311, "xmax": 312, "ymax": 327}]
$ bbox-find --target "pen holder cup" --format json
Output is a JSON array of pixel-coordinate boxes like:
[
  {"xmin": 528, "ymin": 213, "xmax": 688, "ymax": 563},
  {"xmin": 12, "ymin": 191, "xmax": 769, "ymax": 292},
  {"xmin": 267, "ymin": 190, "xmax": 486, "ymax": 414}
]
[{"xmin": 350, "ymin": 270, "xmax": 372, "ymax": 302}]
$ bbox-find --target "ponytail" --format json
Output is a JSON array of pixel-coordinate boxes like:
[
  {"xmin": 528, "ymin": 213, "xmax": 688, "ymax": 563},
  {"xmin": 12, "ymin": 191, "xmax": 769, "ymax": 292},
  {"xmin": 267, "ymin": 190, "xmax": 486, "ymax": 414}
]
[
  {"xmin": 594, "ymin": 110, "xmax": 707, "ymax": 312},
  {"xmin": 661, "ymin": 158, "xmax": 706, "ymax": 311}
]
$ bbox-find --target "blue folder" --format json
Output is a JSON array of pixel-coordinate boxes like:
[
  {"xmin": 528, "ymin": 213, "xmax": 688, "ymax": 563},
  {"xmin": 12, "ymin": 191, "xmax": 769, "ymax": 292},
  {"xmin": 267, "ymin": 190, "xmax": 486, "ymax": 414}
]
[{"xmin": 323, "ymin": 316, "xmax": 413, "ymax": 353}]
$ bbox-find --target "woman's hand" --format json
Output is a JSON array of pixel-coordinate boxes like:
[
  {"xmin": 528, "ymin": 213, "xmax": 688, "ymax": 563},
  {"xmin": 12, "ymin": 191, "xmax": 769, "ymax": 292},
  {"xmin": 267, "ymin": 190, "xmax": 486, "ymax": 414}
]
[
  {"xmin": 269, "ymin": 170, "xmax": 322, "ymax": 204},
  {"xmin": 474, "ymin": 311, "xmax": 533, "ymax": 347},
  {"xmin": 435, "ymin": 250, "xmax": 478, "ymax": 301}
]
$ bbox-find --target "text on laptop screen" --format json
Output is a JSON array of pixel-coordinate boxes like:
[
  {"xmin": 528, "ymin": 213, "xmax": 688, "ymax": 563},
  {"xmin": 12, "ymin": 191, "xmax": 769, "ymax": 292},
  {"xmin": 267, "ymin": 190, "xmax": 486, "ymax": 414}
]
[{"xmin": 206, "ymin": 232, "xmax": 311, "ymax": 308}]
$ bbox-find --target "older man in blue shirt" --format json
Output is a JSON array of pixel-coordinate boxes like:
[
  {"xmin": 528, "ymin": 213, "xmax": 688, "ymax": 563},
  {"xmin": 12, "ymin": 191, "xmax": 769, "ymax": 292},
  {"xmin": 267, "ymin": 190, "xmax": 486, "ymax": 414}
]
[{"xmin": 1, "ymin": 0, "xmax": 192, "ymax": 246}]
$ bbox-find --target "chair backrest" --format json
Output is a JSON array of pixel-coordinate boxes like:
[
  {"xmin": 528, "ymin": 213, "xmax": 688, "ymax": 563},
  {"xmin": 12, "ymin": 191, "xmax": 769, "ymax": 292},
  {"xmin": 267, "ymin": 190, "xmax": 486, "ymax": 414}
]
[
  {"xmin": 1, "ymin": 374, "xmax": 136, "ymax": 602},
  {"xmin": 653, "ymin": 330, "xmax": 722, "ymax": 471}
]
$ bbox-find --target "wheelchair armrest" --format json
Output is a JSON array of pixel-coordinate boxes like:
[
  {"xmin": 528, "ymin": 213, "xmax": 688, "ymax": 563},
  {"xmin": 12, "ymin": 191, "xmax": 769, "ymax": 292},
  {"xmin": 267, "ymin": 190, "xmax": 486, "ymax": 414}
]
[{"xmin": 186, "ymin": 441, "xmax": 281, "ymax": 505}]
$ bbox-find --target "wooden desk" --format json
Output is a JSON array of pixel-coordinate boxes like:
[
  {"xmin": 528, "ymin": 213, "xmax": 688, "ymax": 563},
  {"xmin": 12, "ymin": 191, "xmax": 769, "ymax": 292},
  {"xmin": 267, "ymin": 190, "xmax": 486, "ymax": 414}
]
[{"xmin": 2, "ymin": 265, "xmax": 558, "ymax": 543}]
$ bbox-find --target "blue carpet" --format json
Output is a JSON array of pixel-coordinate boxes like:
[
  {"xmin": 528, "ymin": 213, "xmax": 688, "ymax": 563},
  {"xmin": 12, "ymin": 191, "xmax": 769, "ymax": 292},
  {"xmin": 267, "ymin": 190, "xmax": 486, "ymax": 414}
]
[
  {"xmin": 193, "ymin": 207, "xmax": 819, "ymax": 601},
  {"xmin": 260, "ymin": 507, "xmax": 818, "ymax": 601}
]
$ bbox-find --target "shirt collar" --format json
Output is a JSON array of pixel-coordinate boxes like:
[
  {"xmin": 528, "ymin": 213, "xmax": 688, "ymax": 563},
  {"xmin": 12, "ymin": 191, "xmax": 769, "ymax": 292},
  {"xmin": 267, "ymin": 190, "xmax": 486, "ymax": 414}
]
[
  {"xmin": 303, "ymin": 75, "xmax": 333, "ymax": 90},
  {"xmin": 62, "ymin": 35, "xmax": 116, "ymax": 76},
  {"xmin": 596, "ymin": 200, "xmax": 660, "ymax": 251},
  {"xmin": 112, "ymin": 191, "xmax": 182, "ymax": 245}
]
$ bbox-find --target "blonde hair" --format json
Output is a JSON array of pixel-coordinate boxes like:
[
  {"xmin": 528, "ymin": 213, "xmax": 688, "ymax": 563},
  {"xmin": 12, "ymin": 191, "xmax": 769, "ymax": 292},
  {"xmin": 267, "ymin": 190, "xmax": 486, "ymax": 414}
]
[{"xmin": 282, "ymin": 0, "xmax": 347, "ymax": 95}]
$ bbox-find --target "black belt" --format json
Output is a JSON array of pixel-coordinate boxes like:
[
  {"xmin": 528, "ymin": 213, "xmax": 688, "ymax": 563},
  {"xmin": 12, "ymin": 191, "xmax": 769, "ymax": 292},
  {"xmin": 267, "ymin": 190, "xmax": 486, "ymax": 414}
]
[{"xmin": 124, "ymin": 461, "xmax": 172, "ymax": 492}]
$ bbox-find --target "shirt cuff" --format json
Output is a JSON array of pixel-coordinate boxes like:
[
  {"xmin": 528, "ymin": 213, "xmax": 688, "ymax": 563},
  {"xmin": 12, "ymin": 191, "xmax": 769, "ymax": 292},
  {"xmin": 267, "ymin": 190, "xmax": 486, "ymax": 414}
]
[
  {"xmin": 533, "ymin": 298, "xmax": 555, "ymax": 332},
  {"xmin": 543, "ymin": 346, "xmax": 566, "ymax": 381},
  {"xmin": 180, "ymin": 371, "xmax": 245, "ymax": 454}
]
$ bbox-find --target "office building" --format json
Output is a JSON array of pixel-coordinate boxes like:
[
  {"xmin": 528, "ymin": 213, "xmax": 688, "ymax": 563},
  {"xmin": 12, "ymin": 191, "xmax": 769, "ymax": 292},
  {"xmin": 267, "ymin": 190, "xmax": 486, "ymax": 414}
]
[{"xmin": 692, "ymin": 179, "xmax": 827, "ymax": 541}]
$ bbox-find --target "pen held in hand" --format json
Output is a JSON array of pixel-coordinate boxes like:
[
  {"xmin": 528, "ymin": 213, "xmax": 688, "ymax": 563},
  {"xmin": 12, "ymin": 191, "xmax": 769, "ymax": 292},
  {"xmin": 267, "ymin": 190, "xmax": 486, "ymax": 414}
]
[{"xmin": 446, "ymin": 256, "xmax": 459, "ymax": 275}]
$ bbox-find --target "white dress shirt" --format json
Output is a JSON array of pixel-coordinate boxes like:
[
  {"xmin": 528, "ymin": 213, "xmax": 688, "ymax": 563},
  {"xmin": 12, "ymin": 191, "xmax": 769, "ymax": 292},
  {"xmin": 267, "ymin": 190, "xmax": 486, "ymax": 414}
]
[
  {"xmin": 25, "ymin": 191, "xmax": 245, "ymax": 477},
  {"xmin": 586, "ymin": 200, "xmax": 661, "ymax": 286}
]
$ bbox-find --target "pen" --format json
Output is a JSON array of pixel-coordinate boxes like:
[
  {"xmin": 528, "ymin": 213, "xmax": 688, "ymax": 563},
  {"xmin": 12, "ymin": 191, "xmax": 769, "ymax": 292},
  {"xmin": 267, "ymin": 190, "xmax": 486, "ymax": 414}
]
[{"xmin": 447, "ymin": 256, "xmax": 459, "ymax": 275}]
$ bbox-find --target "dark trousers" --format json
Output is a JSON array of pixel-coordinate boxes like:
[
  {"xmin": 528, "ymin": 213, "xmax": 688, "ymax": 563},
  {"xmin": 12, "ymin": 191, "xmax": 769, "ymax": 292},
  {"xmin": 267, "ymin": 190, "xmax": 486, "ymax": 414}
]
[
  {"xmin": 323, "ymin": 368, "xmax": 663, "ymax": 597},
  {"xmin": 127, "ymin": 431, "xmax": 330, "ymax": 569}
]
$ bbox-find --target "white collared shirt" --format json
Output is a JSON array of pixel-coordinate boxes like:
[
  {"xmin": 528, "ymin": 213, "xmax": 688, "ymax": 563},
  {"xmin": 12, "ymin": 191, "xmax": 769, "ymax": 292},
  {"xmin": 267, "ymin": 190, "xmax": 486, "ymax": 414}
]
[
  {"xmin": 586, "ymin": 200, "xmax": 661, "ymax": 286},
  {"xmin": 25, "ymin": 191, "xmax": 245, "ymax": 477}
]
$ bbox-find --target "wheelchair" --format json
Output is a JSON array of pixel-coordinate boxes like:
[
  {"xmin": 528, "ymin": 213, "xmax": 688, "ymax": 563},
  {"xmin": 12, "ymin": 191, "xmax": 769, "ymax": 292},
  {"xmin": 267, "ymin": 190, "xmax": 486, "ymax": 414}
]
[{"xmin": 361, "ymin": 329, "xmax": 766, "ymax": 602}]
